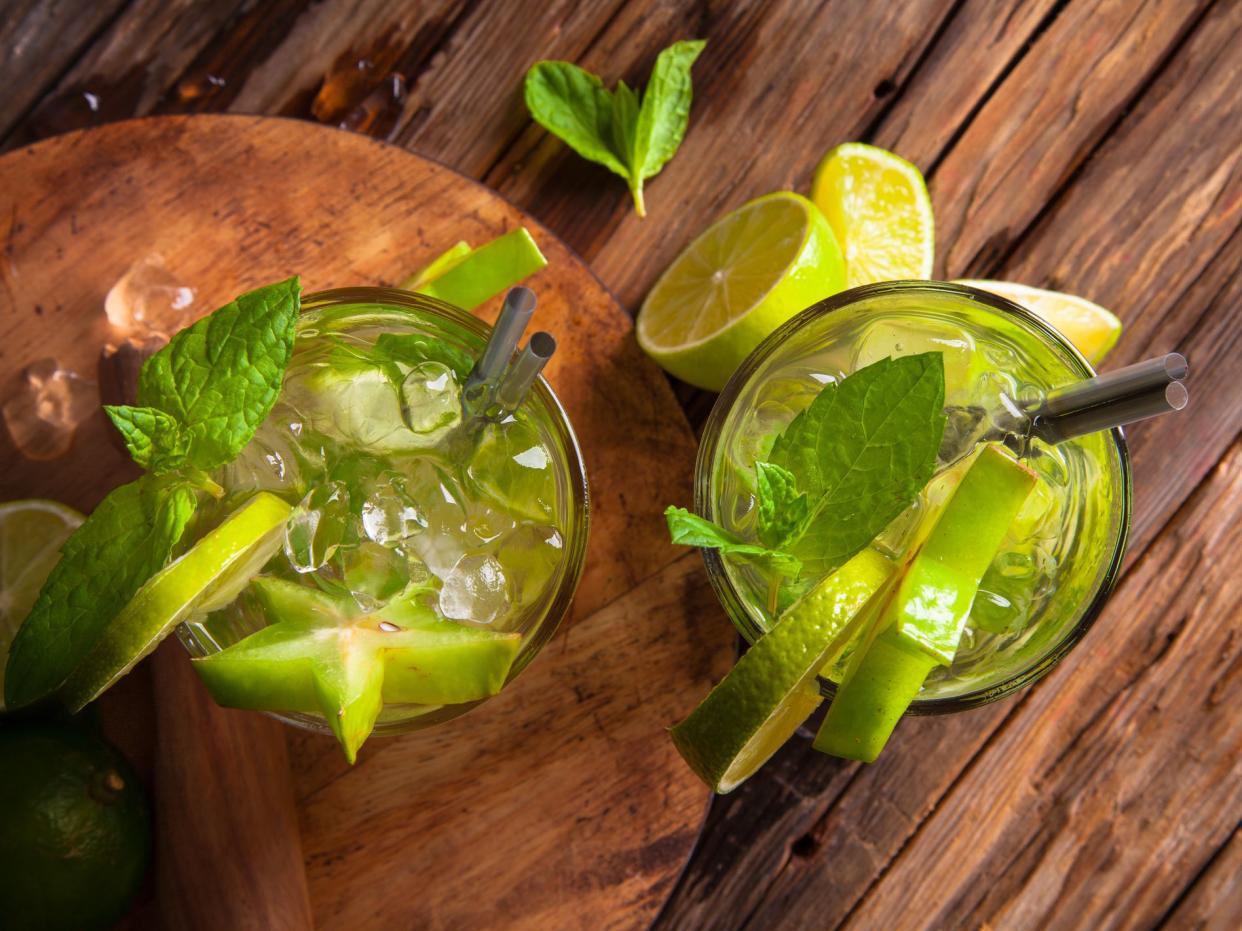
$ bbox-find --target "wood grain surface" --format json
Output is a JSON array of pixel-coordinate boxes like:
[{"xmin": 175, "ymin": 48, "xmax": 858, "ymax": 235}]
[
  {"xmin": 2, "ymin": 1, "xmax": 1240, "ymax": 929},
  {"xmin": 0, "ymin": 115, "xmax": 732, "ymax": 930}
]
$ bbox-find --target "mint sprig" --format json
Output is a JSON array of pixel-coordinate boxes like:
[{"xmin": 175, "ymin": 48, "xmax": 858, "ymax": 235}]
[
  {"xmin": 4, "ymin": 279, "xmax": 303, "ymax": 709},
  {"xmin": 663, "ymin": 353, "xmax": 946, "ymax": 592},
  {"xmin": 524, "ymin": 39, "xmax": 706, "ymax": 216},
  {"xmin": 4, "ymin": 476, "xmax": 198, "ymax": 708}
]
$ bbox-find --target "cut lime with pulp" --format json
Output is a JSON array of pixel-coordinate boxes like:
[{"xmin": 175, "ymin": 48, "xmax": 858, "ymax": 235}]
[
  {"xmin": 408, "ymin": 228, "xmax": 548, "ymax": 311},
  {"xmin": 812, "ymin": 143, "xmax": 934, "ymax": 287},
  {"xmin": 954, "ymin": 279, "xmax": 1122, "ymax": 364},
  {"xmin": 0, "ymin": 500, "xmax": 83, "ymax": 712},
  {"xmin": 670, "ymin": 547, "xmax": 892, "ymax": 793},
  {"xmin": 814, "ymin": 446, "xmax": 1037, "ymax": 762},
  {"xmin": 59, "ymin": 492, "xmax": 292, "ymax": 712},
  {"xmin": 637, "ymin": 192, "xmax": 846, "ymax": 392}
]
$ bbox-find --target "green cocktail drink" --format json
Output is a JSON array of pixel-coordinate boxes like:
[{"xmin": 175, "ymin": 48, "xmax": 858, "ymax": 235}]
[
  {"xmin": 178, "ymin": 289, "xmax": 590, "ymax": 752},
  {"xmin": 696, "ymin": 282, "xmax": 1130, "ymax": 711}
]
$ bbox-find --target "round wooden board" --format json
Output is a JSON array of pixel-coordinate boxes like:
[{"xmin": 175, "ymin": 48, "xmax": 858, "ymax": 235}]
[{"xmin": 0, "ymin": 115, "xmax": 733, "ymax": 930}]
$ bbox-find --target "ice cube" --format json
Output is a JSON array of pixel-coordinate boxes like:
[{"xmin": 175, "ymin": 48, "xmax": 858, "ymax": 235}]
[
  {"xmin": 3, "ymin": 359, "xmax": 98, "ymax": 460},
  {"xmin": 338, "ymin": 540, "xmax": 410, "ymax": 607},
  {"xmin": 219, "ymin": 404, "xmax": 314, "ymax": 495},
  {"xmin": 399, "ymin": 361, "xmax": 461, "ymax": 435},
  {"xmin": 284, "ymin": 481, "xmax": 351, "ymax": 573},
  {"xmin": 853, "ymin": 319, "xmax": 976, "ymax": 390},
  {"xmin": 359, "ymin": 471, "xmax": 427, "ymax": 547},
  {"xmin": 494, "ymin": 523, "xmax": 563, "ymax": 607},
  {"xmin": 439, "ymin": 553, "xmax": 510, "ymax": 625},
  {"xmin": 104, "ymin": 254, "xmax": 194, "ymax": 340},
  {"xmin": 466, "ymin": 419, "xmax": 556, "ymax": 522},
  {"xmin": 400, "ymin": 460, "xmax": 472, "ymax": 575}
]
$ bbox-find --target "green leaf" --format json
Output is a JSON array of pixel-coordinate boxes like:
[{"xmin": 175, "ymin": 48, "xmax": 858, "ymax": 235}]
[
  {"xmin": 524, "ymin": 61, "xmax": 626, "ymax": 177},
  {"xmin": 373, "ymin": 333, "xmax": 474, "ymax": 380},
  {"xmin": 104, "ymin": 405, "xmax": 187, "ymax": 472},
  {"xmin": 524, "ymin": 39, "xmax": 705, "ymax": 216},
  {"xmin": 769, "ymin": 353, "xmax": 946, "ymax": 572},
  {"xmin": 136, "ymin": 277, "xmax": 301, "ymax": 471},
  {"xmin": 3, "ymin": 476, "xmax": 198, "ymax": 708},
  {"xmin": 664, "ymin": 506, "xmax": 801, "ymax": 577},
  {"xmin": 755, "ymin": 461, "xmax": 809, "ymax": 549}
]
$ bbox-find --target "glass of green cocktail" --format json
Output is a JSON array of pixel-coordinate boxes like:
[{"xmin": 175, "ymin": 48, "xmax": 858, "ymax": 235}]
[
  {"xmin": 181, "ymin": 288, "xmax": 590, "ymax": 754},
  {"xmin": 699, "ymin": 282, "xmax": 1130, "ymax": 709}
]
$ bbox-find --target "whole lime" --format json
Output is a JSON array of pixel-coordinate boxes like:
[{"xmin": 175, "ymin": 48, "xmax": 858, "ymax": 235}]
[{"xmin": 0, "ymin": 723, "xmax": 151, "ymax": 931}]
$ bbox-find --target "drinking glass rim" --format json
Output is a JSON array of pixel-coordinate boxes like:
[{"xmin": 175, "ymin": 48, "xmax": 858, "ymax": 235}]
[{"xmin": 694, "ymin": 280, "xmax": 1133, "ymax": 714}]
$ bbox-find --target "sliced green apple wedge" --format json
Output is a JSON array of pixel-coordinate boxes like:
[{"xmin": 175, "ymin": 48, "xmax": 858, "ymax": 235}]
[
  {"xmin": 193, "ymin": 578, "xmax": 520, "ymax": 763},
  {"xmin": 814, "ymin": 445, "xmax": 1037, "ymax": 762}
]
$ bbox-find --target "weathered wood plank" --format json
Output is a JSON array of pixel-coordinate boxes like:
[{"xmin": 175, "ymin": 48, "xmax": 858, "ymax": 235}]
[
  {"xmin": 0, "ymin": 0, "xmax": 130, "ymax": 138},
  {"xmin": 930, "ymin": 0, "xmax": 1211, "ymax": 278},
  {"xmin": 1159, "ymin": 825, "xmax": 1242, "ymax": 931},
  {"xmin": 841, "ymin": 439, "xmax": 1242, "ymax": 930},
  {"xmin": 487, "ymin": 0, "xmax": 959, "ymax": 309},
  {"xmin": 658, "ymin": 3, "xmax": 1242, "ymax": 926}
]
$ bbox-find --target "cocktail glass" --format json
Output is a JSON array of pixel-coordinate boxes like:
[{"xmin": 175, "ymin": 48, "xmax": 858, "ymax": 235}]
[
  {"xmin": 696, "ymin": 281, "xmax": 1131, "ymax": 712},
  {"xmin": 178, "ymin": 287, "xmax": 589, "ymax": 735}
]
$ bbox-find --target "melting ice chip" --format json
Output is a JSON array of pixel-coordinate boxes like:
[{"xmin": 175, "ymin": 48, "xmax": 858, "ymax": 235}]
[
  {"xmin": 439, "ymin": 553, "xmax": 510, "ymax": 626},
  {"xmin": 104, "ymin": 254, "xmax": 194, "ymax": 340},
  {"xmin": 2, "ymin": 359, "xmax": 98, "ymax": 461},
  {"xmin": 399, "ymin": 361, "xmax": 461, "ymax": 434},
  {"xmin": 284, "ymin": 481, "xmax": 351, "ymax": 573},
  {"xmin": 360, "ymin": 472, "xmax": 427, "ymax": 547}
]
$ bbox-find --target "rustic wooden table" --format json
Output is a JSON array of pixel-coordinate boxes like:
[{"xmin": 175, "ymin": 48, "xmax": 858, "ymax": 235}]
[{"xmin": 4, "ymin": 1, "xmax": 1240, "ymax": 929}]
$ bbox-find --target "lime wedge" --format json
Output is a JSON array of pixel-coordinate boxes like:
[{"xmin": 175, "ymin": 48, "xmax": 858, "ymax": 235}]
[
  {"xmin": 812, "ymin": 143, "xmax": 934, "ymax": 287},
  {"xmin": 404, "ymin": 241, "xmax": 472, "ymax": 290},
  {"xmin": 408, "ymin": 228, "xmax": 548, "ymax": 311},
  {"xmin": 670, "ymin": 547, "xmax": 892, "ymax": 793},
  {"xmin": 60, "ymin": 493, "xmax": 292, "ymax": 713},
  {"xmin": 954, "ymin": 279, "xmax": 1122, "ymax": 364},
  {"xmin": 637, "ymin": 192, "xmax": 846, "ymax": 392},
  {"xmin": 814, "ymin": 446, "xmax": 1037, "ymax": 761},
  {"xmin": 0, "ymin": 500, "xmax": 83, "ymax": 711}
]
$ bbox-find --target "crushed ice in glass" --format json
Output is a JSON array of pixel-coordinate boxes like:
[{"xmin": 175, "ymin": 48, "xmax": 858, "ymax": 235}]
[
  {"xmin": 439, "ymin": 553, "xmax": 509, "ymax": 625},
  {"xmin": 284, "ymin": 481, "xmax": 351, "ymax": 573}
]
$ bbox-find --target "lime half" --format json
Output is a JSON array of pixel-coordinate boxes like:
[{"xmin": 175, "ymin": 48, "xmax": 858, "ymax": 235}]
[
  {"xmin": 812, "ymin": 143, "xmax": 934, "ymax": 287},
  {"xmin": 0, "ymin": 500, "xmax": 83, "ymax": 711},
  {"xmin": 670, "ymin": 547, "xmax": 892, "ymax": 793},
  {"xmin": 637, "ymin": 192, "xmax": 846, "ymax": 392},
  {"xmin": 60, "ymin": 492, "xmax": 292, "ymax": 712},
  {"xmin": 955, "ymin": 280, "xmax": 1122, "ymax": 364}
]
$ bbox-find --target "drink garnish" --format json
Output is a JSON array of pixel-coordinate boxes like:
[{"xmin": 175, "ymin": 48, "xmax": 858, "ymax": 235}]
[
  {"xmin": 408, "ymin": 228, "xmax": 547, "ymax": 310},
  {"xmin": 4, "ymin": 279, "xmax": 302, "ymax": 709},
  {"xmin": 814, "ymin": 445, "xmax": 1036, "ymax": 762},
  {"xmin": 524, "ymin": 40, "xmax": 706, "ymax": 217}
]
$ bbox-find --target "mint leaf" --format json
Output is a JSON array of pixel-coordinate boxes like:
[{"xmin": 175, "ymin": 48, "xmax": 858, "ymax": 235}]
[
  {"xmin": 374, "ymin": 333, "xmax": 474, "ymax": 380},
  {"xmin": 524, "ymin": 39, "xmax": 705, "ymax": 216},
  {"xmin": 4, "ymin": 476, "xmax": 197, "ymax": 708},
  {"xmin": 665, "ymin": 506, "xmax": 801, "ymax": 577},
  {"xmin": 104, "ymin": 405, "xmax": 187, "ymax": 472},
  {"xmin": 769, "ymin": 353, "xmax": 946, "ymax": 571},
  {"xmin": 755, "ymin": 461, "xmax": 808, "ymax": 549},
  {"xmin": 136, "ymin": 277, "xmax": 300, "ymax": 471}
]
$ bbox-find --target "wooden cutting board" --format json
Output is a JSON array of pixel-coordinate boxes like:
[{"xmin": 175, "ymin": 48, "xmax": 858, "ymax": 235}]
[{"xmin": 0, "ymin": 115, "xmax": 734, "ymax": 929}]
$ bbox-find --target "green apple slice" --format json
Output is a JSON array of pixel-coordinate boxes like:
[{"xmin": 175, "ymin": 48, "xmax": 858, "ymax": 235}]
[
  {"xmin": 814, "ymin": 445, "xmax": 1037, "ymax": 762},
  {"xmin": 60, "ymin": 493, "xmax": 292, "ymax": 713},
  {"xmin": 193, "ymin": 578, "xmax": 520, "ymax": 763}
]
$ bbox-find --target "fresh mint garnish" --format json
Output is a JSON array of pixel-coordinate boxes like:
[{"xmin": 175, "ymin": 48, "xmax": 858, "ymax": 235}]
[
  {"xmin": 119, "ymin": 277, "xmax": 301, "ymax": 471},
  {"xmin": 665, "ymin": 507, "xmax": 801, "ymax": 577},
  {"xmin": 754, "ymin": 461, "xmax": 808, "ymax": 549},
  {"xmin": 4, "ymin": 476, "xmax": 197, "ymax": 708},
  {"xmin": 5, "ymin": 279, "xmax": 304, "ymax": 710},
  {"xmin": 769, "ymin": 353, "xmax": 946, "ymax": 570},
  {"xmin": 524, "ymin": 39, "xmax": 706, "ymax": 216},
  {"xmin": 662, "ymin": 353, "xmax": 946, "ymax": 591}
]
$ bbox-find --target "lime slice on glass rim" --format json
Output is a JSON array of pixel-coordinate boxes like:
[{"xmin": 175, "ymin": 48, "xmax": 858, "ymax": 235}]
[
  {"xmin": 670, "ymin": 547, "xmax": 893, "ymax": 793},
  {"xmin": 0, "ymin": 500, "xmax": 83, "ymax": 711},
  {"xmin": 60, "ymin": 492, "xmax": 292, "ymax": 713},
  {"xmin": 812, "ymin": 142, "xmax": 934, "ymax": 287},
  {"xmin": 954, "ymin": 279, "xmax": 1122, "ymax": 364},
  {"xmin": 636, "ymin": 191, "xmax": 846, "ymax": 392}
]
